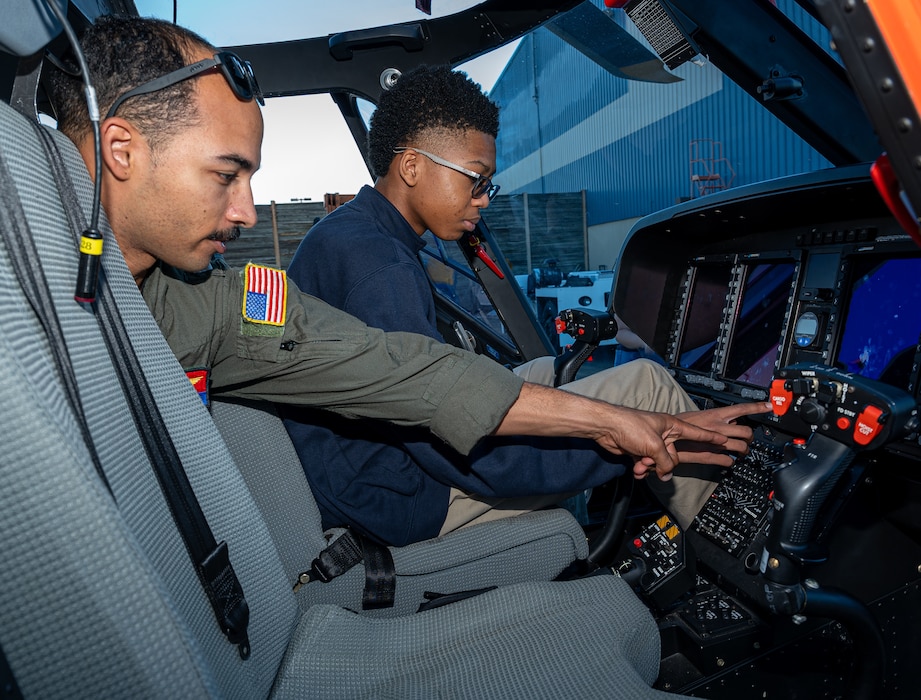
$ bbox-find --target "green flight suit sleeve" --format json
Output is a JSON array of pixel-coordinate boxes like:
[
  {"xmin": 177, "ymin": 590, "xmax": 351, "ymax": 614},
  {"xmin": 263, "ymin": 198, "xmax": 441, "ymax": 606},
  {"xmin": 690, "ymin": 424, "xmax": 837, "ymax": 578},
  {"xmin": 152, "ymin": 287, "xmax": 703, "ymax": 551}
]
[{"xmin": 141, "ymin": 265, "xmax": 523, "ymax": 455}]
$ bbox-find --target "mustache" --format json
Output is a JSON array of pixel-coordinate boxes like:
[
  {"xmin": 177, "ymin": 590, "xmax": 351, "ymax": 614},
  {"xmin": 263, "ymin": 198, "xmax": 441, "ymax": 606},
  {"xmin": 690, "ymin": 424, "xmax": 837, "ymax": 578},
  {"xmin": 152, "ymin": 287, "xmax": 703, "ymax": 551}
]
[{"xmin": 208, "ymin": 227, "xmax": 241, "ymax": 243}]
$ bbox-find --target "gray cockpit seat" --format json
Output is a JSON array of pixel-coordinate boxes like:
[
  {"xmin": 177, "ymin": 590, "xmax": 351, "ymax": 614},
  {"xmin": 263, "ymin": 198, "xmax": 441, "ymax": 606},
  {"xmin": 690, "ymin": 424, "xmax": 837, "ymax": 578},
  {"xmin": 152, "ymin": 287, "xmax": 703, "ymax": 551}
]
[
  {"xmin": 0, "ymin": 4, "xmax": 682, "ymax": 697},
  {"xmin": 212, "ymin": 397, "xmax": 593, "ymax": 616}
]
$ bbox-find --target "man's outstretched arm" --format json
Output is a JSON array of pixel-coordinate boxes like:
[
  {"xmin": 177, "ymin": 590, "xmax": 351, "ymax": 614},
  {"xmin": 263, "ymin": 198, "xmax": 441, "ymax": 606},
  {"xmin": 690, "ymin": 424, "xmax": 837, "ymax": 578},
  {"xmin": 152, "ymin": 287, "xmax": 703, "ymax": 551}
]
[{"xmin": 495, "ymin": 383, "xmax": 762, "ymax": 478}]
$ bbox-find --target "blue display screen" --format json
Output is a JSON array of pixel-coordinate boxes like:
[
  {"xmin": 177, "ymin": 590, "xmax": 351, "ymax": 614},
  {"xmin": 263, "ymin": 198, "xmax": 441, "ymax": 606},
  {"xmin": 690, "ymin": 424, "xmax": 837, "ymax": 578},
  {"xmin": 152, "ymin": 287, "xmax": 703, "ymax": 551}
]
[{"xmin": 836, "ymin": 257, "xmax": 921, "ymax": 384}]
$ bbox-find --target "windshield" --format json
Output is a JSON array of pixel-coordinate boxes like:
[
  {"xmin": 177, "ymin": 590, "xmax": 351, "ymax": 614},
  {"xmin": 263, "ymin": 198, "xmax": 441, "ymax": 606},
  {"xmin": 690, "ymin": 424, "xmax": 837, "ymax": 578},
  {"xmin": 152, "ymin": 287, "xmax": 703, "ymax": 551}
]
[
  {"xmin": 130, "ymin": 0, "xmax": 869, "ymax": 362},
  {"xmin": 134, "ymin": 0, "xmax": 843, "ymax": 212},
  {"xmin": 135, "ymin": 0, "xmax": 517, "ymax": 205}
]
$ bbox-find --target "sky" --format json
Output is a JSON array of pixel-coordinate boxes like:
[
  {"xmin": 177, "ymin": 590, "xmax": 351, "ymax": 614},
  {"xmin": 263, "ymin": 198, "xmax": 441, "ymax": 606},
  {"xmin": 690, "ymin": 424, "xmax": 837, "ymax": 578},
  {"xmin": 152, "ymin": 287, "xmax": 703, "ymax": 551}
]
[{"xmin": 133, "ymin": 0, "xmax": 518, "ymax": 204}]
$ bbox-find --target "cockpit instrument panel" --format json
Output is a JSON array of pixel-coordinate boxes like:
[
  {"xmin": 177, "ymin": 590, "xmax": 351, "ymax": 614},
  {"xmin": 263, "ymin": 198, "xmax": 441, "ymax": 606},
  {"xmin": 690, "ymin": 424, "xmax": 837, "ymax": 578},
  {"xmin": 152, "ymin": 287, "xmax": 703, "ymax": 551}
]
[
  {"xmin": 617, "ymin": 165, "xmax": 921, "ymax": 452},
  {"xmin": 675, "ymin": 260, "xmax": 733, "ymax": 374},
  {"xmin": 668, "ymin": 254, "xmax": 799, "ymax": 396}
]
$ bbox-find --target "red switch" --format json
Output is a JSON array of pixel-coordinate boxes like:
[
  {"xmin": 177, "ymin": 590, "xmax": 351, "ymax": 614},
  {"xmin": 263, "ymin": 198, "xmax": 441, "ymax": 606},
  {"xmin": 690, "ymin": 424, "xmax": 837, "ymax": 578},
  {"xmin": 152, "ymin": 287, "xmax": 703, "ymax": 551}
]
[
  {"xmin": 770, "ymin": 379, "xmax": 794, "ymax": 416},
  {"xmin": 853, "ymin": 405, "xmax": 884, "ymax": 446}
]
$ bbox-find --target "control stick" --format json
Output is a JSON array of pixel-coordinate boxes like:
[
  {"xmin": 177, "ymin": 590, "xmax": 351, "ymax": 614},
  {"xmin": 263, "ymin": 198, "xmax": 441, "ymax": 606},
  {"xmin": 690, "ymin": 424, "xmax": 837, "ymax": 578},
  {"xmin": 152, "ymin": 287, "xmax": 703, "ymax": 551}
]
[
  {"xmin": 761, "ymin": 433, "xmax": 854, "ymax": 591},
  {"xmin": 551, "ymin": 308, "xmax": 626, "ymax": 569},
  {"xmin": 552, "ymin": 308, "xmax": 618, "ymax": 387}
]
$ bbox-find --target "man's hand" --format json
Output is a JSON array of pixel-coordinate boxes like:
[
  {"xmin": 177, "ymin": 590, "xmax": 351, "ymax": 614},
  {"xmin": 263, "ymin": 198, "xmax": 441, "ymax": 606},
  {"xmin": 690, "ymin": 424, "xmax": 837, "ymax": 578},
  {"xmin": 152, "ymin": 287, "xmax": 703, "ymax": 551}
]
[
  {"xmin": 497, "ymin": 383, "xmax": 745, "ymax": 479},
  {"xmin": 594, "ymin": 407, "xmax": 738, "ymax": 479},
  {"xmin": 670, "ymin": 401, "xmax": 771, "ymax": 465},
  {"xmin": 631, "ymin": 402, "xmax": 770, "ymax": 480}
]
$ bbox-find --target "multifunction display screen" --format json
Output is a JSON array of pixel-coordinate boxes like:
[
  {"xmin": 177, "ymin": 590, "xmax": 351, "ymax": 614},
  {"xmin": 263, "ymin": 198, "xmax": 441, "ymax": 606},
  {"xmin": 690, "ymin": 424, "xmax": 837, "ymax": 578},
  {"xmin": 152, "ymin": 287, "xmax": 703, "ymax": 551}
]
[
  {"xmin": 725, "ymin": 262, "xmax": 796, "ymax": 387},
  {"xmin": 678, "ymin": 264, "xmax": 733, "ymax": 372},
  {"xmin": 836, "ymin": 257, "xmax": 921, "ymax": 386}
]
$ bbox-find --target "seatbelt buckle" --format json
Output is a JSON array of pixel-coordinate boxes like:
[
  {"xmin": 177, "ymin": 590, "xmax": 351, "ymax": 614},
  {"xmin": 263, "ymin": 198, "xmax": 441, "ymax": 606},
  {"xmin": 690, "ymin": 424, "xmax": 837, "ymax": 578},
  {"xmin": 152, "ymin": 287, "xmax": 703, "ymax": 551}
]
[
  {"xmin": 292, "ymin": 570, "xmax": 312, "ymax": 592},
  {"xmin": 292, "ymin": 564, "xmax": 333, "ymax": 591},
  {"xmin": 291, "ymin": 558, "xmax": 335, "ymax": 592}
]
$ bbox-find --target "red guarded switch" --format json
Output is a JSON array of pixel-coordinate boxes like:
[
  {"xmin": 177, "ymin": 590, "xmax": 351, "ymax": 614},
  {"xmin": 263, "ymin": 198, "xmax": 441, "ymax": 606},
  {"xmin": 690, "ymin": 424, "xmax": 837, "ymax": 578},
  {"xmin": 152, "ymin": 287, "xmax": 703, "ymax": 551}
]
[
  {"xmin": 853, "ymin": 404, "xmax": 884, "ymax": 446},
  {"xmin": 770, "ymin": 379, "xmax": 794, "ymax": 416}
]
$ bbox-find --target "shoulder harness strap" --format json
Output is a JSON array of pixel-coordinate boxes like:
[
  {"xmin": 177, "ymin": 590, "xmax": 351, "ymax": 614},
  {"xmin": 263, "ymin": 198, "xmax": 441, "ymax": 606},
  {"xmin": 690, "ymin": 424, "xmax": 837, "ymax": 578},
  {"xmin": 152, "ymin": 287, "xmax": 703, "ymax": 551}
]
[{"xmin": 29, "ymin": 122, "xmax": 251, "ymax": 660}]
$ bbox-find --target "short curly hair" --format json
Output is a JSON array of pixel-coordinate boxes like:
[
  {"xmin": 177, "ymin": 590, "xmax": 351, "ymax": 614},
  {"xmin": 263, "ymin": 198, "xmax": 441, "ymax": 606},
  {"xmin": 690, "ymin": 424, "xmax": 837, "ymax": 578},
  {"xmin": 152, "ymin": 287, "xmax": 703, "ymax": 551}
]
[
  {"xmin": 48, "ymin": 15, "xmax": 214, "ymax": 150},
  {"xmin": 367, "ymin": 64, "xmax": 499, "ymax": 179}
]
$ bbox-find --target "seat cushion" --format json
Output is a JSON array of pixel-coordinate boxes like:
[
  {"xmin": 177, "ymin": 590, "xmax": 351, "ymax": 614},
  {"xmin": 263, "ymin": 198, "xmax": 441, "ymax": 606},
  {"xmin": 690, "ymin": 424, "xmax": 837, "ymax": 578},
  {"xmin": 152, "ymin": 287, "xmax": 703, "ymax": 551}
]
[{"xmin": 273, "ymin": 575, "xmax": 668, "ymax": 699}]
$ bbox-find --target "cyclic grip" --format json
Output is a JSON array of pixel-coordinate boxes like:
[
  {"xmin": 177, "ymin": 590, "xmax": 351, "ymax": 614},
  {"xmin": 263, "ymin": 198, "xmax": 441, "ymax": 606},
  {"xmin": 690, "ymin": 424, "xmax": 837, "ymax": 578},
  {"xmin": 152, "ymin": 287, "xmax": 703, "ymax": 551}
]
[
  {"xmin": 552, "ymin": 308, "xmax": 618, "ymax": 387},
  {"xmin": 760, "ymin": 363, "xmax": 918, "ymax": 610}
]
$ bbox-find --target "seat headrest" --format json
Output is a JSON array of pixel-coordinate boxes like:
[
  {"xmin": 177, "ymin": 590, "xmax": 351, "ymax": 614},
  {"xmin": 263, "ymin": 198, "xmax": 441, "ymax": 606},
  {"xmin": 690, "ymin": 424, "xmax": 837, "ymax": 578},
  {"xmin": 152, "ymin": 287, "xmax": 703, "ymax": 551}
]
[{"xmin": 2, "ymin": 0, "xmax": 66, "ymax": 58}]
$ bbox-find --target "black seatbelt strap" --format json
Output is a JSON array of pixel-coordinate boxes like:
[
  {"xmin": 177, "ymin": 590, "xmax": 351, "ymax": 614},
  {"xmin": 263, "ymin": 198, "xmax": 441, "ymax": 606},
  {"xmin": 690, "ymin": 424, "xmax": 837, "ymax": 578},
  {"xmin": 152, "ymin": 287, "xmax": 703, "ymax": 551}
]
[
  {"xmin": 360, "ymin": 536, "xmax": 396, "ymax": 609},
  {"xmin": 293, "ymin": 530, "xmax": 396, "ymax": 610},
  {"xmin": 0, "ymin": 641, "xmax": 24, "ymax": 700},
  {"xmin": 293, "ymin": 530, "xmax": 363, "ymax": 590},
  {"xmin": 30, "ymin": 123, "xmax": 251, "ymax": 660}
]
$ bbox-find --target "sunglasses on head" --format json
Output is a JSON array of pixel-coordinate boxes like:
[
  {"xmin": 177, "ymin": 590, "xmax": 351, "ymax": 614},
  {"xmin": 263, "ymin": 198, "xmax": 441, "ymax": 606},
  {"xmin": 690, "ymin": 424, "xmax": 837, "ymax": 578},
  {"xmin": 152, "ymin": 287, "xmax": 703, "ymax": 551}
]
[{"xmin": 105, "ymin": 50, "xmax": 264, "ymax": 120}]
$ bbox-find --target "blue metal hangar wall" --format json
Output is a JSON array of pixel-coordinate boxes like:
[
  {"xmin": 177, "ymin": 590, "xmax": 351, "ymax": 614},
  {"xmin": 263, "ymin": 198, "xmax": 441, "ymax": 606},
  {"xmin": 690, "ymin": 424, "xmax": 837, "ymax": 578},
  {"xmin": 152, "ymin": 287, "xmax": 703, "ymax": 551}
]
[{"xmin": 487, "ymin": 0, "xmax": 833, "ymax": 269}]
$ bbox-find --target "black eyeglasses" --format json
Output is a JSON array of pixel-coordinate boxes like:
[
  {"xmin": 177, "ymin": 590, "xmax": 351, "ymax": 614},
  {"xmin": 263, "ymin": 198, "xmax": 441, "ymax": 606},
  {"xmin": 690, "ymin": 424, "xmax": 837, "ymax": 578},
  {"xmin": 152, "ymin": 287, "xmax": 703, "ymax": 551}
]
[
  {"xmin": 394, "ymin": 147, "xmax": 500, "ymax": 201},
  {"xmin": 105, "ymin": 51, "xmax": 264, "ymax": 120}
]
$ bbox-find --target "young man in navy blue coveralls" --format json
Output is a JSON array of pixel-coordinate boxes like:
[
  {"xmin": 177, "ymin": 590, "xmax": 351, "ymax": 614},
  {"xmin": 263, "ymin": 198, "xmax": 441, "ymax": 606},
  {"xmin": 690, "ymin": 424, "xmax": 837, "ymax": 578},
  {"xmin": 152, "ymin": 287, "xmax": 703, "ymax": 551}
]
[{"xmin": 284, "ymin": 65, "xmax": 769, "ymax": 545}]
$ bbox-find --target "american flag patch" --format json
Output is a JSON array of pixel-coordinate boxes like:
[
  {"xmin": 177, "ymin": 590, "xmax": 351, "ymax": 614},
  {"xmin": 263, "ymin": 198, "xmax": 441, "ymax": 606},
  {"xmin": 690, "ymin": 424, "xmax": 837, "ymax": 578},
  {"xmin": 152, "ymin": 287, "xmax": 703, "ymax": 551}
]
[{"xmin": 242, "ymin": 263, "xmax": 287, "ymax": 326}]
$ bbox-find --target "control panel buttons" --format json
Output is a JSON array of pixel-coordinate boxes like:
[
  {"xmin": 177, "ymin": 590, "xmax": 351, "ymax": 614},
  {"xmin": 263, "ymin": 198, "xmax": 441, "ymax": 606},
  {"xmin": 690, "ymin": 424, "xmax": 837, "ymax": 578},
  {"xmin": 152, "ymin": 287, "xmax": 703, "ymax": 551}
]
[
  {"xmin": 770, "ymin": 363, "xmax": 916, "ymax": 451},
  {"xmin": 799, "ymin": 398, "xmax": 826, "ymax": 425},
  {"xmin": 554, "ymin": 308, "xmax": 618, "ymax": 342}
]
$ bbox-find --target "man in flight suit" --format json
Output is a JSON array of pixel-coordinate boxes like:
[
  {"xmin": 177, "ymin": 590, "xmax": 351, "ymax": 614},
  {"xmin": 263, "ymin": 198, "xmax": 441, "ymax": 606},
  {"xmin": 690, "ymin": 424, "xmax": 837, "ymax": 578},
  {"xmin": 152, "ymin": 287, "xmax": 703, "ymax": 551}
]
[{"xmin": 48, "ymin": 16, "xmax": 761, "ymax": 534}]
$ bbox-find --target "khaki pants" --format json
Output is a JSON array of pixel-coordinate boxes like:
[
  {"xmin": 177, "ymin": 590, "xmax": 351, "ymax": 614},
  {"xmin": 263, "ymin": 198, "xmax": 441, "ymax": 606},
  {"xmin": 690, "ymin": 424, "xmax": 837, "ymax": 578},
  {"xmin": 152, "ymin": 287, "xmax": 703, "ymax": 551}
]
[{"xmin": 440, "ymin": 358, "xmax": 716, "ymax": 534}]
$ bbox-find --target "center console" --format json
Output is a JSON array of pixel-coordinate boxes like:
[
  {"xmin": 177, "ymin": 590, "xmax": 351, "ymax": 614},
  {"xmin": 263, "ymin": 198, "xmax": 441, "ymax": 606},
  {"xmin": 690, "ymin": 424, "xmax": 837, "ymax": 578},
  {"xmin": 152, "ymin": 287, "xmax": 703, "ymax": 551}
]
[{"xmin": 617, "ymin": 363, "xmax": 918, "ymax": 697}]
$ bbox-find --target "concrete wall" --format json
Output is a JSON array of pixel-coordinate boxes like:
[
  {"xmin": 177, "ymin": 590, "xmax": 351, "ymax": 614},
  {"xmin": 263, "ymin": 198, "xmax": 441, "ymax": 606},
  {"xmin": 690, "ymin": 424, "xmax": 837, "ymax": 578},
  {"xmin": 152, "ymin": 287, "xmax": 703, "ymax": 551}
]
[{"xmin": 487, "ymin": 191, "xmax": 587, "ymax": 277}]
